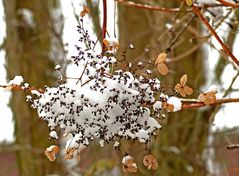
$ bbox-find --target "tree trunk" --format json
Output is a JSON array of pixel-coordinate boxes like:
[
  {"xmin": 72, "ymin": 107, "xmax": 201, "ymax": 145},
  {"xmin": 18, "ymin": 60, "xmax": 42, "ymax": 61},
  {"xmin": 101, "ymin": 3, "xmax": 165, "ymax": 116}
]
[
  {"xmin": 3, "ymin": 0, "xmax": 65, "ymax": 175},
  {"xmin": 118, "ymin": 1, "xmax": 210, "ymax": 175}
]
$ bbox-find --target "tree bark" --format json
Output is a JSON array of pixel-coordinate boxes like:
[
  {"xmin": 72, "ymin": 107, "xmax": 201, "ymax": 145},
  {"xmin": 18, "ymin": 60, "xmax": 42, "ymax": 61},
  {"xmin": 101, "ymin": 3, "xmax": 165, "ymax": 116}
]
[
  {"xmin": 3, "ymin": 0, "xmax": 65, "ymax": 175},
  {"xmin": 118, "ymin": 1, "xmax": 210, "ymax": 175}
]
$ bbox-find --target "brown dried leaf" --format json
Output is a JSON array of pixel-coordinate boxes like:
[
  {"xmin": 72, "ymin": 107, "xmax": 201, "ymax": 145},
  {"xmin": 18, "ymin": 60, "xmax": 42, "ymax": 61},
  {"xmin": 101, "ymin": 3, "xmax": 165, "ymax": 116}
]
[
  {"xmin": 162, "ymin": 102, "xmax": 174, "ymax": 112},
  {"xmin": 157, "ymin": 63, "xmax": 168, "ymax": 76},
  {"xmin": 103, "ymin": 38, "xmax": 109, "ymax": 46},
  {"xmin": 175, "ymin": 75, "xmax": 193, "ymax": 97},
  {"xmin": 45, "ymin": 150, "xmax": 56, "ymax": 162},
  {"xmin": 180, "ymin": 74, "xmax": 188, "ymax": 86},
  {"xmin": 51, "ymin": 145, "xmax": 60, "ymax": 154},
  {"xmin": 166, "ymin": 104, "xmax": 174, "ymax": 112},
  {"xmin": 198, "ymin": 92, "xmax": 216, "ymax": 105},
  {"xmin": 80, "ymin": 6, "xmax": 89, "ymax": 17},
  {"xmin": 44, "ymin": 145, "xmax": 59, "ymax": 162},
  {"xmin": 143, "ymin": 154, "xmax": 158, "ymax": 170},
  {"xmin": 155, "ymin": 53, "xmax": 167, "ymax": 65},
  {"xmin": 203, "ymin": 92, "xmax": 216, "ymax": 105},
  {"xmin": 198, "ymin": 93, "xmax": 205, "ymax": 102},
  {"xmin": 122, "ymin": 164, "xmax": 138, "ymax": 173},
  {"xmin": 83, "ymin": 6, "xmax": 90, "ymax": 13},
  {"xmin": 65, "ymin": 147, "xmax": 77, "ymax": 160},
  {"xmin": 122, "ymin": 155, "xmax": 138, "ymax": 173},
  {"xmin": 175, "ymin": 84, "xmax": 186, "ymax": 97},
  {"xmin": 184, "ymin": 85, "xmax": 193, "ymax": 95}
]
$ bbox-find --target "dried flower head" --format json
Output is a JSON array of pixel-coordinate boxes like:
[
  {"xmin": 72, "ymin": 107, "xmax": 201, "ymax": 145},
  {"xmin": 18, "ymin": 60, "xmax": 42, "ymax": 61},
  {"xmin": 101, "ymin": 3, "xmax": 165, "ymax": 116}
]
[
  {"xmin": 175, "ymin": 74, "xmax": 193, "ymax": 97},
  {"xmin": 143, "ymin": 154, "xmax": 158, "ymax": 170}
]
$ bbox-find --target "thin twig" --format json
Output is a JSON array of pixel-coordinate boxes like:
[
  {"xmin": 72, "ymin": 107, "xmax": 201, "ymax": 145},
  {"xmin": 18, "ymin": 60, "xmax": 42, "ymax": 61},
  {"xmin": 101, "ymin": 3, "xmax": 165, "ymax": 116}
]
[
  {"xmin": 102, "ymin": 0, "xmax": 107, "ymax": 54},
  {"xmin": 216, "ymin": 0, "xmax": 239, "ymax": 8},
  {"xmin": 0, "ymin": 84, "xmax": 44, "ymax": 94},
  {"xmin": 181, "ymin": 98, "xmax": 239, "ymax": 109},
  {"xmin": 192, "ymin": 4, "xmax": 239, "ymax": 68},
  {"xmin": 226, "ymin": 144, "xmax": 239, "ymax": 150},
  {"xmin": 115, "ymin": 0, "xmax": 225, "ymax": 13}
]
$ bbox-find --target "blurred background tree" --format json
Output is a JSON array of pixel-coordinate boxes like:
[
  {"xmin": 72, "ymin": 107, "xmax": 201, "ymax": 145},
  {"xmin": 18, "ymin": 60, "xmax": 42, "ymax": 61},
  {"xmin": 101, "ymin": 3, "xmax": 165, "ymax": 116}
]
[
  {"xmin": 1, "ymin": 0, "xmax": 239, "ymax": 175},
  {"xmin": 3, "ymin": 0, "xmax": 65, "ymax": 175},
  {"xmin": 117, "ymin": 1, "xmax": 210, "ymax": 175}
]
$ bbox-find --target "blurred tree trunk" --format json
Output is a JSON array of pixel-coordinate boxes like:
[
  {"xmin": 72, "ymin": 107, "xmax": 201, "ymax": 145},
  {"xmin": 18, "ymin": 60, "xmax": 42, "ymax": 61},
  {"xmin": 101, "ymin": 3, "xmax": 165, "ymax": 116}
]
[
  {"xmin": 3, "ymin": 0, "xmax": 65, "ymax": 175},
  {"xmin": 118, "ymin": 1, "xmax": 210, "ymax": 175}
]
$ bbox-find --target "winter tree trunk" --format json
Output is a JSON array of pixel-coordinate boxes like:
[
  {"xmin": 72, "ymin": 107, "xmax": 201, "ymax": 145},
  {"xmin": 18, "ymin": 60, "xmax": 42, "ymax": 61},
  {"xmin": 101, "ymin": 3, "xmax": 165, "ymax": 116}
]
[
  {"xmin": 118, "ymin": 1, "xmax": 210, "ymax": 175},
  {"xmin": 3, "ymin": 0, "xmax": 65, "ymax": 175}
]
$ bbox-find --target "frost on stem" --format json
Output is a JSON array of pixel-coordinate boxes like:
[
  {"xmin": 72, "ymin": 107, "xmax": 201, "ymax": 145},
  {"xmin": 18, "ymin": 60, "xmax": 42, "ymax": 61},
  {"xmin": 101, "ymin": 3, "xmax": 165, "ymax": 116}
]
[{"xmin": 26, "ymin": 16, "xmax": 181, "ymax": 161}]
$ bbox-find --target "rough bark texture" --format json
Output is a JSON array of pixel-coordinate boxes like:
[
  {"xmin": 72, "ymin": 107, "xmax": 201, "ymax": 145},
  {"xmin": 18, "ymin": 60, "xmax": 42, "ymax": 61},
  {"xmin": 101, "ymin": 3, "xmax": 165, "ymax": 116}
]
[
  {"xmin": 118, "ymin": 1, "xmax": 210, "ymax": 175},
  {"xmin": 3, "ymin": 0, "xmax": 64, "ymax": 175}
]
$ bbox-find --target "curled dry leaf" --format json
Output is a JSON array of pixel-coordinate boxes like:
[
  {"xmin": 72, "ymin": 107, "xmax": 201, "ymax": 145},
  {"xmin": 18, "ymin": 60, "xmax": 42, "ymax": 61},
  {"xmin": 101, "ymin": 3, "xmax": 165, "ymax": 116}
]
[
  {"xmin": 180, "ymin": 74, "xmax": 187, "ymax": 86},
  {"xmin": 175, "ymin": 74, "xmax": 193, "ymax": 97},
  {"xmin": 155, "ymin": 53, "xmax": 167, "ymax": 65},
  {"xmin": 103, "ymin": 38, "xmax": 119, "ymax": 51},
  {"xmin": 162, "ymin": 102, "xmax": 174, "ymax": 112},
  {"xmin": 65, "ymin": 147, "xmax": 77, "ymax": 160},
  {"xmin": 44, "ymin": 145, "xmax": 60, "ymax": 162},
  {"xmin": 157, "ymin": 63, "xmax": 168, "ymax": 76},
  {"xmin": 80, "ymin": 6, "xmax": 90, "ymax": 17},
  {"xmin": 122, "ymin": 155, "xmax": 138, "ymax": 173},
  {"xmin": 155, "ymin": 53, "xmax": 168, "ymax": 76},
  {"xmin": 143, "ymin": 154, "xmax": 159, "ymax": 170},
  {"xmin": 198, "ymin": 92, "xmax": 216, "ymax": 105}
]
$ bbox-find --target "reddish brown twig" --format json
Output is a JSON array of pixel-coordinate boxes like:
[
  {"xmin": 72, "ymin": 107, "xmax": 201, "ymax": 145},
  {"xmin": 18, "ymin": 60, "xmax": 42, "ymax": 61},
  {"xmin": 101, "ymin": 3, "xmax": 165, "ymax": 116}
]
[
  {"xmin": 0, "ymin": 84, "xmax": 44, "ymax": 94},
  {"xmin": 216, "ymin": 0, "xmax": 239, "ymax": 8},
  {"xmin": 192, "ymin": 5, "xmax": 239, "ymax": 67},
  {"xmin": 102, "ymin": 0, "xmax": 107, "ymax": 54},
  {"xmin": 115, "ymin": 0, "xmax": 225, "ymax": 13},
  {"xmin": 181, "ymin": 98, "xmax": 239, "ymax": 109},
  {"xmin": 115, "ymin": 0, "xmax": 190, "ymax": 12},
  {"xmin": 226, "ymin": 144, "xmax": 239, "ymax": 150}
]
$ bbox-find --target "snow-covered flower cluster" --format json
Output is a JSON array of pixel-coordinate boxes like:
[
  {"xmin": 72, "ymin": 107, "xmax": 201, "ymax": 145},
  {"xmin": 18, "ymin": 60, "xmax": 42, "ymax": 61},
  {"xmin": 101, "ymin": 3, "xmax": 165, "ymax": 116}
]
[{"xmin": 25, "ymin": 18, "xmax": 181, "ymax": 157}]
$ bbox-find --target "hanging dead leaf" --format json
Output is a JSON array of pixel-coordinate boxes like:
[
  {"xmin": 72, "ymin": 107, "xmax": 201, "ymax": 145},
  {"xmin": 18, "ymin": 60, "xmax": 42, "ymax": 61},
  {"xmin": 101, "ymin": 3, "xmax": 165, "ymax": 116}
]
[
  {"xmin": 44, "ymin": 145, "xmax": 60, "ymax": 162},
  {"xmin": 155, "ymin": 53, "xmax": 167, "ymax": 65},
  {"xmin": 103, "ymin": 38, "xmax": 109, "ymax": 46},
  {"xmin": 103, "ymin": 38, "xmax": 119, "ymax": 51},
  {"xmin": 143, "ymin": 154, "xmax": 159, "ymax": 170},
  {"xmin": 155, "ymin": 53, "xmax": 168, "ymax": 76},
  {"xmin": 65, "ymin": 147, "xmax": 77, "ymax": 160},
  {"xmin": 80, "ymin": 6, "xmax": 90, "ymax": 17},
  {"xmin": 175, "ymin": 74, "xmax": 193, "ymax": 97},
  {"xmin": 157, "ymin": 63, "xmax": 168, "ymax": 76},
  {"xmin": 122, "ymin": 155, "xmax": 138, "ymax": 173},
  {"xmin": 180, "ymin": 74, "xmax": 188, "ymax": 86}
]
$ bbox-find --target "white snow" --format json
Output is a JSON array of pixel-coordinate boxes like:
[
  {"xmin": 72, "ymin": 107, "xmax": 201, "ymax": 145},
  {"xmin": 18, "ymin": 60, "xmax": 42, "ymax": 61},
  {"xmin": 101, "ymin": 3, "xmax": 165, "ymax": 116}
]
[
  {"xmin": 49, "ymin": 131, "xmax": 58, "ymax": 139},
  {"xmin": 8, "ymin": 76, "xmax": 24, "ymax": 85},
  {"xmin": 17, "ymin": 8, "xmax": 36, "ymax": 28},
  {"xmin": 122, "ymin": 155, "xmax": 133, "ymax": 164},
  {"xmin": 167, "ymin": 96, "xmax": 182, "ymax": 112},
  {"xmin": 55, "ymin": 64, "xmax": 61, "ymax": 70}
]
